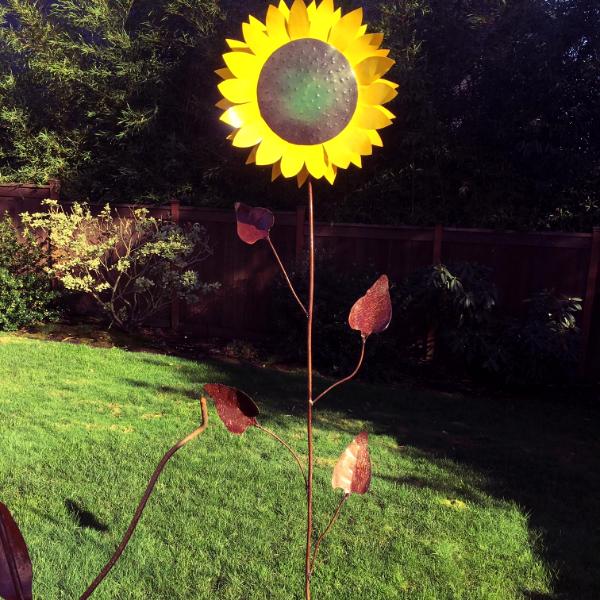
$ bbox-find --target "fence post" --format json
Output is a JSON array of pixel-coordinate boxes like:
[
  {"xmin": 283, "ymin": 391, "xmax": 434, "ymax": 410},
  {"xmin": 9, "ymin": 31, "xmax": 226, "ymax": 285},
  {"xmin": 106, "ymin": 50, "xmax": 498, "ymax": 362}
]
[
  {"xmin": 295, "ymin": 205, "xmax": 306, "ymax": 265},
  {"xmin": 581, "ymin": 227, "xmax": 600, "ymax": 378},
  {"xmin": 48, "ymin": 178, "xmax": 61, "ymax": 200},
  {"xmin": 170, "ymin": 198, "xmax": 181, "ymax": 333},
  {"xmin": 426, "ymin": 224, "xmax": 444, "ymax": 361}
]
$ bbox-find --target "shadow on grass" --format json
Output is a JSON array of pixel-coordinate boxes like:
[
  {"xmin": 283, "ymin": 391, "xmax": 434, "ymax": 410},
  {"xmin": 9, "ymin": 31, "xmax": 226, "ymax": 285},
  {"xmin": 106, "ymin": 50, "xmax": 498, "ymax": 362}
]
[
  {"xmin": 65, "ymin": 499, "xmax": 109, "ymax": 533},
  {"xmin": 131, "ymin": 354, "xmax": 600, "ymax": 600}
]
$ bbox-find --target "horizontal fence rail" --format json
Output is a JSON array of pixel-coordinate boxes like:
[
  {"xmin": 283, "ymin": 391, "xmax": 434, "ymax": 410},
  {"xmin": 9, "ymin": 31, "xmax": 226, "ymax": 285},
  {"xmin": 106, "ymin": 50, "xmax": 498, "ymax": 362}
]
[{"xmin": 0, "ymin": 184, "xmax": 598, "ymax": 378}]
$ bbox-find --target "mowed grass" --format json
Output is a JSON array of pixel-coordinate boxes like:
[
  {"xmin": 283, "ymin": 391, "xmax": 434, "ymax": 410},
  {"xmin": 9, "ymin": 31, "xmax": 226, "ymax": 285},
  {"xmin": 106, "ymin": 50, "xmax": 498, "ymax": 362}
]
[{"xmin": 0, "ymin": 334, "xmax": 595, "ymax": 599}]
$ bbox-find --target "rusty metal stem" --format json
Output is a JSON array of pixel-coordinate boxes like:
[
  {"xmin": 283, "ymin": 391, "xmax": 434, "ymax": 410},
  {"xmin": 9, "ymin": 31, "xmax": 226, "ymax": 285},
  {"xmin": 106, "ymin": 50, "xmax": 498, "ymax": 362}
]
[
  {"xmin": 79, "ymin": 397, "xmax": 209, "ymax": 600},
  {"xmin": 254, "ymin": 423, "xmax": 307, "ymax": 486},
  {"xmin": 312, "ymin": 337, "xmax": 366, "ymax": 406},
  {"xmin": 268, "ymin": 236, "xmax": 308, "ymax": 317},
  {"xmin": 0, "ymin": 509, "xmax": 25, "ymax": 600},
  {"xmin": 310, "ymin": 493, "xmax": 349, "ymax": 574},
  {"xmin": 305, "ymin": 180, "xmax": 315, "ymax": 600}
]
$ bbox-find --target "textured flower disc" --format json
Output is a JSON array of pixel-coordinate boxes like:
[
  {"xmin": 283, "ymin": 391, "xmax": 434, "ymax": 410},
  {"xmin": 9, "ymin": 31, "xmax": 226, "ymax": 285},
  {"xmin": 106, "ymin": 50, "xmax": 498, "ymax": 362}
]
[
  {"xmin": 217, "ymin": 0, "xmax": 398, "ymax": 186},
  {"xmin": 257, "ymin": 39, "xmax": 358, "ymax": 145}
]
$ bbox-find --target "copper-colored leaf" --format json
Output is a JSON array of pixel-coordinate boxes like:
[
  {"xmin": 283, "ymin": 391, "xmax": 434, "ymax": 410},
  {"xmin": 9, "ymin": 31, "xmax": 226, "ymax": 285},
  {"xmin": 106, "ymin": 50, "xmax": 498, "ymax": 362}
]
[
  {"xmin": 332, "ymin": 432, "xmax": 371, "ymax": 495},
  {"xmin": 348, "ymin": 274, "xmax": 392, "ymax": 337},
  {"xmin": 234, "ymin": 202, "xmax": 274, "ymax": 245},
  {"xmin": 0, "ymin": 502, "xmax": 33, "ymax": 600},
  {"xmin": 203, "ymin": 383, "xmax": 259, "ymax": 434}
]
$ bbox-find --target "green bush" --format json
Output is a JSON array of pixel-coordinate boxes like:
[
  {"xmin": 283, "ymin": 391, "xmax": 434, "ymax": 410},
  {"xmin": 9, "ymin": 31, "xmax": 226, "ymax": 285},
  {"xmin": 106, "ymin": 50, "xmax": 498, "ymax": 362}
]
[
  {"xmin": 21, "ymin": 201, "xmax": 218, "ymax": 332},
  {"xmin": 272, "ymin": 258, "xmax": 582, "ymax": 387},
  {"xmin": 0, "ymin": 214, "xmax": 58, "ymax": 331}
]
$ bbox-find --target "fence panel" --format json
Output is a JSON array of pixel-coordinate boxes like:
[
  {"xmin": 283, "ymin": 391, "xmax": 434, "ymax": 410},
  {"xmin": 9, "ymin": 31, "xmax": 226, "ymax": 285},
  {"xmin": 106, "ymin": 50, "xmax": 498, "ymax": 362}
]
[{"xmin": 0, "ymin": 187, "xmax": 597, "ymax": 377}]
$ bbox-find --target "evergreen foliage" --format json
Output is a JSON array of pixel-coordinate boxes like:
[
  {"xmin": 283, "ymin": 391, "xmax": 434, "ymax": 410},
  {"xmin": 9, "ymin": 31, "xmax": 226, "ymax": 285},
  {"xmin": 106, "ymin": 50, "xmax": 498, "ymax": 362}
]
[{"xmin": 0, "ymin": 0, "xmax": 598, "ymax": 230}]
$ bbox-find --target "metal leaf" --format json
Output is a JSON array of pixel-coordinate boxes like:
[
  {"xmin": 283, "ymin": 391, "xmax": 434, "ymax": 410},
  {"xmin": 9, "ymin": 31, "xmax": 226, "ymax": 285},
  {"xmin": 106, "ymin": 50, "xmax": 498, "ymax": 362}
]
[
  {"xmin": 348, "ymin": 274, "xmax": 392, "ymax": 338},
  {"xmin": 0, "ymin": 502, "xmax": 33, "ymax": 600},
  {"xmin": 203, "ymin": 383, "xmax": 259, "ymax": 434},
  {"xmin": 332, "ymin": 432, "xmax": 371, "ymax": 495},
  {"xmin": 234, "ymin": 202, "xmax": 274, "ymax": 245}
]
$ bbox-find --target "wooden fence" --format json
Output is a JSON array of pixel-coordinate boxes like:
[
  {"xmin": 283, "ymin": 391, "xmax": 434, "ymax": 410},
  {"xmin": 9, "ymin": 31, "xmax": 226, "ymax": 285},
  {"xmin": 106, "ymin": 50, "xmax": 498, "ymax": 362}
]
[{"xmin": 1, "ymin": 183, "xmax": 599, "ymax": 378}]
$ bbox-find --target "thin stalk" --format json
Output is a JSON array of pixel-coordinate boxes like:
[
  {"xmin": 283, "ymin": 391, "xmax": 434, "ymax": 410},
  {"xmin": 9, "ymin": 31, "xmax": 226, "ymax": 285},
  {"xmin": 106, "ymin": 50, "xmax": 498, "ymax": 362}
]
[
  {"xmin": 80, "ymin": 397, "xmax": 209, "ymax": 600},
  {"xmin": 254, "ymin": 423, "xmax": 307, "ymax": 486},
  {"xmin": 305, "ymin": 180, "xmax": 315, "ymax": 600},
  {"xmin": 310, "ymin": 494, "xmax": 349, "ymax": 574},
  {"xmin": 312, "ymin": 337, "xmax": 366, "ymax": 406},
  {"xmin": 267, "ymin": 236, "xmax": 308, "ymax": 317}
]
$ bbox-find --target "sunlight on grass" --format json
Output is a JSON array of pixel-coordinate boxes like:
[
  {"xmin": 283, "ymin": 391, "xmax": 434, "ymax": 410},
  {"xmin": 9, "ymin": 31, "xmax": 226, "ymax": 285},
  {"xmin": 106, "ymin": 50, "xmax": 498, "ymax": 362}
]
[{"xmin": 0, "ymin": 334, "xmax": 553, "ymax": 599}]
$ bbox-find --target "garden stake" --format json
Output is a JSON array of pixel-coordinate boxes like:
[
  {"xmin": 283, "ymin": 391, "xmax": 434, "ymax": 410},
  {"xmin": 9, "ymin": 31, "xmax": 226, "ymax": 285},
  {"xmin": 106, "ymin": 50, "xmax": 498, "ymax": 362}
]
[
  {"xmin": 214, "ymin": 2, "xmax": 397, "ymax": 597},
  {"xmin": 79, "ymin": 396, "xmax": 209, "ymax": 600}
]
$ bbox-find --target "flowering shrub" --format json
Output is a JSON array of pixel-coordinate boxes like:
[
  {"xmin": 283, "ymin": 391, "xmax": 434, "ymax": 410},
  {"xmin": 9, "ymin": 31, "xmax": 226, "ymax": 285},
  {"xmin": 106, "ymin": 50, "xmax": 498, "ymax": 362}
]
[{"xmin": 21, "ymin": 201, "xmax": 218, "ymax": 331}]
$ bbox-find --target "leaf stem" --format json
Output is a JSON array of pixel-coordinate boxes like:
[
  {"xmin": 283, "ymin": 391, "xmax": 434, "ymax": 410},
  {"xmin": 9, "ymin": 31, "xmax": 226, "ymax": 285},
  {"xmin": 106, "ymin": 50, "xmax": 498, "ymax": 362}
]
[
  {"xmin": 312, "ymin": 337, "xmax": 366, "ymax": 406},
  {"xmin": 267, "ymin": 236, "xmax": 308, "ymax": 317},
  {"xmin": 310, "ymin": 493, "xmax": 349, "ymax": 574},
  {"xmin": 254, "ymin": 423, "xmax": 307, "ymax": 486},
  {"xmin": 79, "ymin": 397, "xmax": 209, "ymax": 600}
]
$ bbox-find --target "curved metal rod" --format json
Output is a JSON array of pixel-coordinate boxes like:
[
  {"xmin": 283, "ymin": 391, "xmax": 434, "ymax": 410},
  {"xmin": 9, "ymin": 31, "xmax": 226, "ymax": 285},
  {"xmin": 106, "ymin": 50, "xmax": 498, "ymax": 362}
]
[
  {"xmin": 310, "ymin": 493, "xmax": 349, "ymax": 574},
  {"xmin": 254, "ymin": 423, "xmax": 307, "ymax": 487},
  {"xmin": 312, "ymin": 338, "xmax": 366, "ymax": 406},
  {"xmin": 79, "ymin": 397, "xmax": 209, "ymax": 600},
  {"xmin": 267, "ymin": 236, "xmax": 308, "ymax": 317}
]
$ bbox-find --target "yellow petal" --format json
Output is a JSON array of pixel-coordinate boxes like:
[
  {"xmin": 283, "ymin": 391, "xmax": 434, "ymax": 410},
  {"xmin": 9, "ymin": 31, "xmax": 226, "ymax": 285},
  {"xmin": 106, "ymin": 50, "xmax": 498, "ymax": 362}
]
[
  {"xmin": 249, "ymin": 15, "xmax": 266, "ymax": 31},
  {"xmin": 246, "ymin": 146, "xmax": 258, "ymax": 165},
  {"xmin": 355, "ymin": 56, "xmax": 395, "ymax": 85},
  {"xmin": 361, "ymin": 81, "xmax": 398, "ymax": 105},
  {"xmin": 278, "ymin": 0, "xmax": 290, "ymax": 19},
  {"xmin": 218, "ymin": 78, "xmax": 255, "ymax": 103},
  {"xmin": 215, "ymin": 67, "xmax": 233, "ymax": 80},
  {"xmin": 328, "ymin": 8, "xmax": 363, "ymax": 51},
  {"xmin": 378, "ymin": 105, "xmax": 396, "ymax": 120},
  {"xmin": 346, "ymin": 128, "xmax": 373, "ymax": 156},
  {"xmin": 272, "ymin": 161, "xmax": 283, "ymax": 181},
  {"xmin": 307, "ymin": 1, "xmax": 317, "ymax": 18},
  {"xmin": 366, "ymin": 129, "xmax": 383, "ymax": 147},
  {"xmin": 357, "ymin": 24, "xmax": 368, "ymax": 37},
  {"xmin": 243, "ymin": 21, "xmax": 276, "ymax": 56},
  {"xmin": 281, "ymin": 147, "xmax": 305, "ymax": 177},
  {"xmin": 310, "ymin": 1, "xmax": 335, "ymax": 40},
  {"xmin": 220, "ymin": 103, "xmax": 260, "ymax": 129},
  {"xmin": 297, "ymin": 166, "xmax": 310, "ymax": 187},
  {"xmin": 226, "ymin": 38, "xmax": 248, "ymax": 50},
  {"xmin": 304, "ymin": 145, "xmax": 327, "ymax": 179},
  {"xmin": 266, "ymin": 5, "xmax": 290, "ymax": 45},
  {"xmin": 324, "ymin": 138, "xmax": 353, "ymax": 169},
  {"xmin": 365, "ymin": 32, "xmax": 384, "ymax": 48},
  {"xmin": 345, "ymin": 36, "xmax": 387, "ymax": 65},
  {"xmin": 215, "ymin": 98, "xmax": 234, "ymax": 111},
  {"xmin": 256, "ymin": 133, "xmax": 286, "ymax": 165},
  {"xmin": 222, "ymin": 52, "xmax": 260, "ymax": 79},
  {"xmin": 233, "ymin": 123, "xmax": 263, "ymax": 148},
  {"xmin": 350, "ymin": 153, "xmax": 362, "ymax": 168},
  {"xmin": 288, "ymin": 0, "xmax": 310, "ymax": 40},
  {"xmin": 324, "ymin": 163, "xmax": 338, "ymax": 184},
  {"xmin": 356, "ymin": 105, "xmax": 393, "ymax": 129}
]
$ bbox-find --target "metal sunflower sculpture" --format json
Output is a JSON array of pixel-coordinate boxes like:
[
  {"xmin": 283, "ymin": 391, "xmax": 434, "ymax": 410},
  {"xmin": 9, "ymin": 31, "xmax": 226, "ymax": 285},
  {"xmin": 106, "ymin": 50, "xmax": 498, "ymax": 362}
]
[{"xmin": 217, "ymin": 0, "xmax": 397, "ymax": 186}]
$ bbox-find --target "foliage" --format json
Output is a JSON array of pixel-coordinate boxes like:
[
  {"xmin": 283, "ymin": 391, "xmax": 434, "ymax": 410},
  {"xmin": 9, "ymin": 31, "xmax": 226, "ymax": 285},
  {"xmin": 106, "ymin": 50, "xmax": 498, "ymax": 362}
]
[
  {"xmin": 271, "ymin": 249, "xmax": 393, "ymax": 380},
  {"xmin": 0, "ymin": 1, "xmax": 598, "ymax": 230},
  {"xmin": 0, "ymin": 213, "xmax": 57, "ymax": 331},
  {"xmin": 490, "ymin": 291, "xmax": 582, "ymax": 385},
  {"xmin": 21, "ymin": 200, "xmax": 218, "ymax": 331},
  {"xmin": 398, "ymin": 262, "xmax": 582, "ymax": 385}
]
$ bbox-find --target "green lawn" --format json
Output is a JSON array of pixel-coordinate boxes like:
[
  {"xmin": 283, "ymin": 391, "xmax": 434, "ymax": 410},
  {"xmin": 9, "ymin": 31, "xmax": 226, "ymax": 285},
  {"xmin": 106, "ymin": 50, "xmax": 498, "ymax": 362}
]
[{"xmin": 0, "ymin": 333, "xmax": 597, "ymax": 599}]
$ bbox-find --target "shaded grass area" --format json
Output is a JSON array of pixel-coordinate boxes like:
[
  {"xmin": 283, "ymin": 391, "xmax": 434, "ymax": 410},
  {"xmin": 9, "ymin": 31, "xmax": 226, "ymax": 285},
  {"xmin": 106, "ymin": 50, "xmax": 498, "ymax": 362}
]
[{"xmin": 0, "ymin": 334, "xmax": 596, "ymax": 598}]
